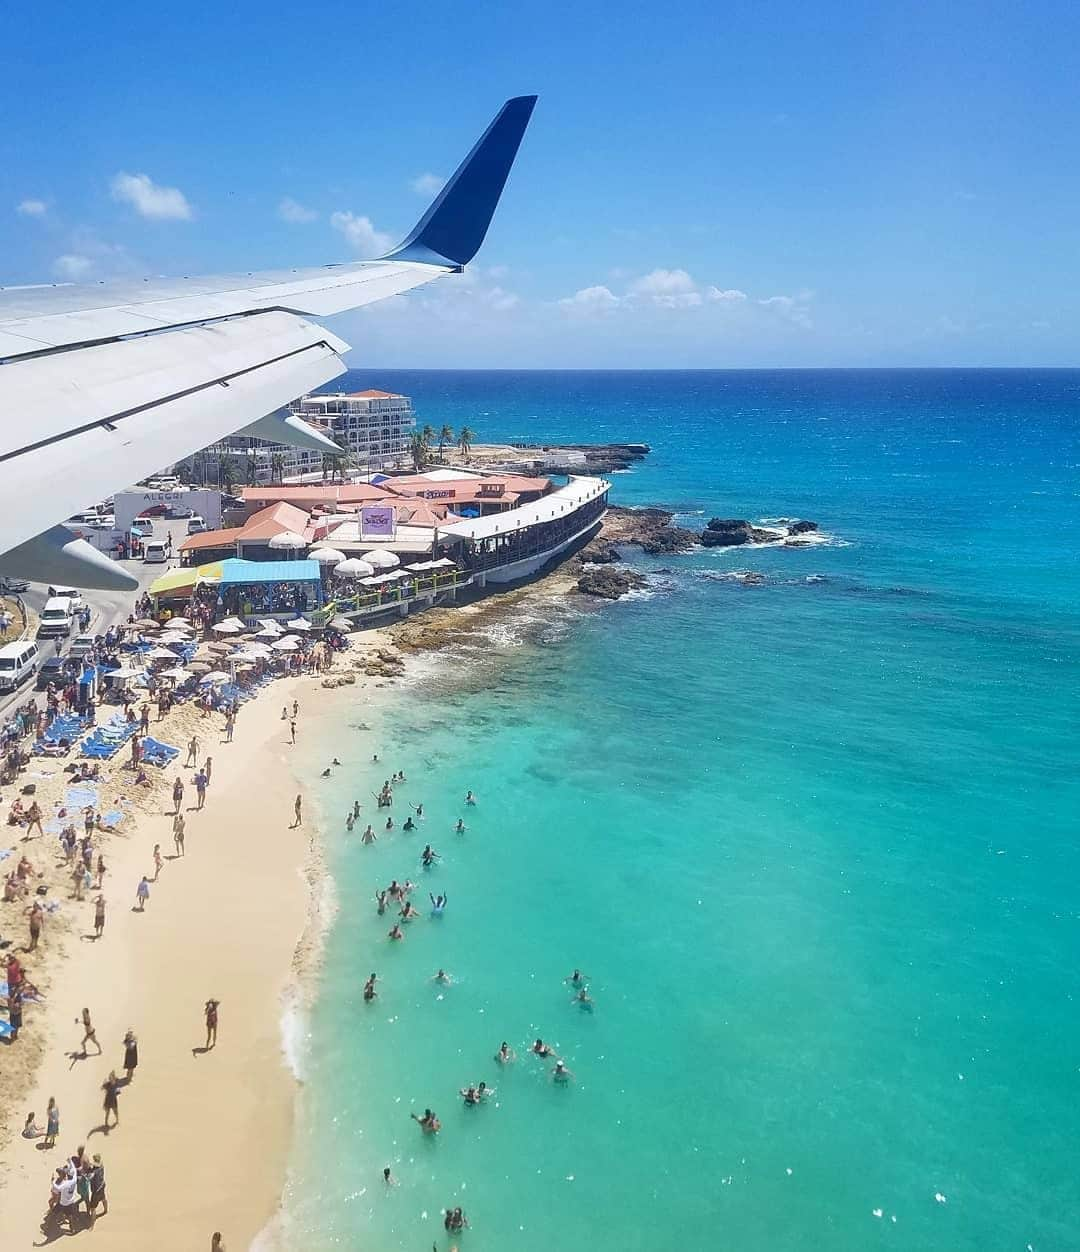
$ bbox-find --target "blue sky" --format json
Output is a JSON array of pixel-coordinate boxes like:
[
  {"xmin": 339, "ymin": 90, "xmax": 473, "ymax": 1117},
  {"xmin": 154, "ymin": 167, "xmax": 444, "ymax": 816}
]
[{"xmin": 7, "ymin": 1, "xmax": 1080, "ymax": 367}]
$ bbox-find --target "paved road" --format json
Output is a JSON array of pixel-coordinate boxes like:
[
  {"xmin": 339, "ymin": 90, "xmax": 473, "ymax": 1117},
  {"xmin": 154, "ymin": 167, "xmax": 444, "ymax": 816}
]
[{"xmin": 0, "ymin": 517, "xmax": 191, "ymax": 719}]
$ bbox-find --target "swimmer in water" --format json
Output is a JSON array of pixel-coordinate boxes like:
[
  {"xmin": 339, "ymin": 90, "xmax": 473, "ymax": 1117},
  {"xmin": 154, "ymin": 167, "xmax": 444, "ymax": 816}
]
[
  {"xmin": 552, "ymin": 1060, "xmax": 574, "ymax": 1083},
  {"xmin": 372, "ymin": 754, "xmax": 379, "ymax": 763},
  {"xmin": 400, "ymin": 901, "xmax": 420, "ymax": 921},
  {"xmin": 455, "ymin": 818, "xmax": 466, "ymax": 834},
  {"xmin": 432, "ymin": 969, "xmax": 452, "ymax": 985},
  {"xmin": 353, "ymin": 800, "xmax": 361, "ymax": 819},
  {"xmin": 461, "ymin": 1085, "xmax": 480, "ymax": 1105},
  {"xmin": 361, "ymin": 825, "xmax": 377, "ymax": 844},
  {"xmin": 565, "ymin": 969, "xmax": 590, "ymax": 987},
  {"xmin": 532, "ymin": 1038, "xmax": 556, "ymax": 1058},
  {"xmin": 385, "ymin": 816, "xmax": 394, "ymax": 831},
  {"xmin": 388, "ymin": 880, "xmax": 402, "ymax": 900},
  {"xmin": 430, "ymin": 892, "xmax": 447, "ymax": 915},
  {"xmin": 363, "ymin": 973, "xmax": 378, "ymax": 1001},
  {"xmin": 573, "ymin": 986, "xmax": 594, "ymax": 1010},
  {"xmin": 411, "ymin": 802, "xmax": 424, "ymax": 819},
  {"xmin": 388, "ymin": 924, "xmax": 404, "ymax": 941},
  {"xmin": 332, "ymin": 758, "xmax": 342, "ymax": 766},
  {"xmin": 320, "ymin": 767, "xmax": 331, "ymax": 777},
  {"xmin": 495, "ymin": 1041, "xmax": 517, "ymax": 1064},
  {"xmin": 411, "ymin": 1108, "xmax": 440, "ymax": 1133},
  {"xmin": 403, "ymin": 816, "xmax": 416, "ymax": 832},
  {"xmin": 464, "ymin": 790, "xmax": 476, "ymax": 806},
  {"xmin": 421, "ymin": 844, "xmax": 439, "ymax": 867},
  {"xmin": 383, "ymin": 1166, "xmax": 396, "ymax": 1185},
  {"xmin": 346, "ymin": 812, "xmax": 355, "ymax": 832},
  {"xmin": 375, "ymin": 890, "xmax": 388, "ymax": 915}
]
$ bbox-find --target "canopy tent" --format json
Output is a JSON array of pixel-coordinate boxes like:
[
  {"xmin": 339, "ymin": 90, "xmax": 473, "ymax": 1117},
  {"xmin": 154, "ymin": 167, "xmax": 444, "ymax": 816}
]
[
  {"xmin": 267, "ymin": 530, "xmax": 308, "ymax": 551},
  {"xmin": 364, "ymin": 548, "xmax": 400, "ymax": 570},
  {"xmin": 311, "ymin": 548, "xmax": 347, "ymax": 566},
  {"xmin": 405, "ymin": 558, "xmax": 457, "ymax": 572},
  {"xmin": 147, "ymin": 561, "xmax": 224, "ymax": 598},
  {"xmin": 334, "ymin": 557, "xmax": 375, "ymax": 578},
  {"xmin": 218, "ymin": 559, "xmax": 321, "ymax": 587}
]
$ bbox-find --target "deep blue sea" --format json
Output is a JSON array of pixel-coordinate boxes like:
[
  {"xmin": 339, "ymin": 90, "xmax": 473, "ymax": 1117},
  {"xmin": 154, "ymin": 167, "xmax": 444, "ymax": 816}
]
[{"xmin": 280, "ymin": 371, "xmax": 1080, "ymax": 1251}]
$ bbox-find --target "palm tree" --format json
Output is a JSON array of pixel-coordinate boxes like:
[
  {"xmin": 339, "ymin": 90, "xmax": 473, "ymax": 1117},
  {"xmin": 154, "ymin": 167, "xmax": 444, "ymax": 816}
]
[
  {"xmin": 218, "ymin": 455, "xmax": 238, "ymax": 493},
  {"xmin": 245, "ymin": 454, "xmax": 258, "ymax": 485},
  {"xmin": 409, "ymin": 433, "xmax": 429, "ymax": 471},
  {"xmin": 270, "ymin": 452, "xmax": 285, "ymax": 483},
  {"xmin": 458, "ymin": 426, "xmax": 474, "ymax": 459},
  {"xmin": 438, "ymin": 423, "xmax": 454, "ymax": 461},
  {"xmin": 420, "ymin": 424, "xmax": 436, "ymax": 452}
]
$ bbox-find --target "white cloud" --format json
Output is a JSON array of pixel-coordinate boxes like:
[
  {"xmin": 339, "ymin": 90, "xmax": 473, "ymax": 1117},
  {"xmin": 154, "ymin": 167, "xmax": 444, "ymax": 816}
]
[
  {"xmin": 411, "ymin": 172, "xmax": 446, "ymax": 196},
  {"xmin": 111, "ymin": 171, "xmax": 192, "ymax": 220},
  {"xmin": 486, "ymin": 264, "xmax": 510, "ymax": 280},
  {"xmin": 485, "ymin": 286, "xmax": 519, "ymax": 312},
  {"xmin": 330, "ymin": 210, "xmax": 393, "ymax": 258},
  {"xmin": 53, "ymin": 254, "xmax": 94, "ymax": 280},
  {"xmin": 758, "ymin": 293, "xmax": 813, "ymax": 328},
  {"xmin": 629, "ymin": 268, "xmax": 702, "ymax": 308},
  {"xmin": 278, "ymin": 197, "xmax": 318, "ymax": 224},
  {"xmin": 707, "ymin": 286, "xmax": 748, "ymax": 302},
  {"xmin": 559, "ymin": 285, "xmax": 621, "ymax": 313},
  {"xmin": 17, "ymin": 198, "xmax": 47, "ymax": 217}
]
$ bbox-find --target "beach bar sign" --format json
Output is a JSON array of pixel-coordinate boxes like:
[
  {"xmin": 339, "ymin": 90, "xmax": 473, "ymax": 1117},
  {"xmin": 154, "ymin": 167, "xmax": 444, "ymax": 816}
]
[{"xmin": 361, "ymin": 505, "xmax": 396, "ymax": 538}]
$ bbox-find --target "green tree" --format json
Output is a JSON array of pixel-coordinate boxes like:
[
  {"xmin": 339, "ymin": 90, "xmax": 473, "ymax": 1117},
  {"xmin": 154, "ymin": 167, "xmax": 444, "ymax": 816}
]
[
  {"xmin": 409, "ymin": 433, "xmax": 429, "ymax": 471},
  {"xmin": 217, "ymin": 454, "xmax": 238, "ymax": 492},
  {"xmin": 245, "ymin": 454, "xmax": 258, "ymax": 485},
  {"xmin": 438, "ymin": 423, "xmax": 454, "ymax": 460},
  {"xmin": 270, "ymin": 452, "xmax": 285, "ymax": 483},
  {"xmin": 420, "ymin": 424, "xmax": 436, "ymax": 450},
  {"xmin": 458, "ymin": 426, "xmax": 474, "ymax": 459}
]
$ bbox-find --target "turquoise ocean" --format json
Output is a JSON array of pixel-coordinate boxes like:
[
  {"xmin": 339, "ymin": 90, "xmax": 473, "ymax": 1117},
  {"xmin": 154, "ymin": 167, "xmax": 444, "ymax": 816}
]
[{"xmin": 280, "ymin": 370, "xmax": 1080, "ymax": 1251}]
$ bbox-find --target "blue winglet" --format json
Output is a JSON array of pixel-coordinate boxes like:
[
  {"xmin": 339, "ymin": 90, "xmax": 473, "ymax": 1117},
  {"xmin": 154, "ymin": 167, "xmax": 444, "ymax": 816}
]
[{"xmin": 382, "ymin": 95, "xmax": 538, "ymax": 269}]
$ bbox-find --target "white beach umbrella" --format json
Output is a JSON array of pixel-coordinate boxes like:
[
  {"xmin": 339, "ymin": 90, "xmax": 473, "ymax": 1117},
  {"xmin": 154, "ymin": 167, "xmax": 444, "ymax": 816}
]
[
  {"xmin": 211, "ymin": 621, "xmax": 242, "ymax": 634},
  {"xmin": 254, "ymin": 626, "xmax": 283, "ymax": 639},
  {"xmin": 159, "ymin": 666, "xmax": 193, "ymax": 681},
  {"xmin": 217, "ymin": 616, "xmax": 248, "ymax": 631},
  {"xmin": 268, "ymin": 530, "xmax": 307, "ymax": 551},
  {"xmin": 334, "ymin": 557, "xmax": 375, "ymax": 578},
  {"xmin": 105, "ymin": 666, "xmax": 145, "ymax": 681},
  {"xmin": 329, "ymin": 615, "xmax": 354, "ymax": 631},
  {"xmin": 364, "ymin": 548, "xmax": 400, "ymax": 570},
  {"xmin": 285, "ymin": 618, "xmax": 313, "ymax": 631},
  {"xmin": 198, "ymin": 670, "xmax": 231, "ymax": 685},
  {"xmin": 311, "ymin": 547, "xmax": 348, "ymax": 566},
  {"xmin": 271, "ymin": 637, "xmax": 300, "ymax": 651},
  {"xmin": 146, "ymin": 646, "xmax": 180, "ymax": 660}
]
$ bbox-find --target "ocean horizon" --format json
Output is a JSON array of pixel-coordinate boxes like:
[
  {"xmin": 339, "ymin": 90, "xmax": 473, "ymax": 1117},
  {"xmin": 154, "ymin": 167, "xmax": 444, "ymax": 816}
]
[{"xmin": 279, "ymin": 368, "xmax": 1079, "ymax": 1251}]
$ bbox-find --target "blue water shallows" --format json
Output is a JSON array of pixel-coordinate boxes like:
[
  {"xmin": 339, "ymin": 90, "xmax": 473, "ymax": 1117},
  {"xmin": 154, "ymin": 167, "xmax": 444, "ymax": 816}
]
[{"xmin": 282, "ymin": 370, "xmax": 1080, "ymax": 1252}]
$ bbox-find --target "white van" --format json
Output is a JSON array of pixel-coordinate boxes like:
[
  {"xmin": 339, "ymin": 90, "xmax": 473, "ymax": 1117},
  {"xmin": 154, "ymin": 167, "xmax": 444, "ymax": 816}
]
[
  {"xmin": 0, "ymin": 640, "xmax": 39, "ymax": 692},
  {"xmin": 131, "ymin": 518, "xmax": 154, "ymax": 538},
  {"xmin": 186, "ymin": 515, "xmax": 207, "ymax": 535},
  {"xmin": 38, "ymin": 597, "xmax": 76, "ymax": 638},
  {"xmin": 48, "ymin": 585, "xmax": 84, "ymax": 609},
  {"xmin": 144, "ymin": 540, "xmax": 169, "ymax": 564}
]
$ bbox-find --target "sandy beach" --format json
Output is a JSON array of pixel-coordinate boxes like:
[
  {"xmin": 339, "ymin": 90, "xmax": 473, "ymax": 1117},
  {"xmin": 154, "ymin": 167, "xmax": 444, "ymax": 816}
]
[{"xmin": 0, "ymin": 633, "xmax": 393, "ymax": 1249}]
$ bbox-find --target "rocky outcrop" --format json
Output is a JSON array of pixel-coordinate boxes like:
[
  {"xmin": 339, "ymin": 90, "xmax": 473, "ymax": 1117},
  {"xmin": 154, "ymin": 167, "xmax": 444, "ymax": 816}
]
[
  {"xmin": 580, "ymin": 539, "xmax": 622, "ymax": 564},
  {"xmin": 700, "ymin": 518, "xmax": 780, "ymax": 547},
  {"xmin": 352, "ymin": 647, "xmax": 407, "ymax": 678},
  {"xmin": 787, "ymin": 519, "xmax": 818, "ymax": 536},
  {"xmin": 576, "ymin": 567, "xmax": 647, "ymax": 600},
  {"xmin": 600, "ymin": 505, "xmax": 698, "ymax": 554},
  {"xmin": 321, "ymin": 673, "xmax": 356, "ymax": 688}
]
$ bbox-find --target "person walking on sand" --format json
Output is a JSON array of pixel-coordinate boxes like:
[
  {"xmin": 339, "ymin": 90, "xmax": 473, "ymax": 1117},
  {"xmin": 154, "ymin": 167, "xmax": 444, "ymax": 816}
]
[
  {"xmin": 93, "ymin": 894, "xmax": 106, "ymax": 938},
  {"xmin": 44, "ymin": 1097, "xmax": 59, "ymax": 1148},
  {"xmin": 101, "ymin": 1070, "xmax": 120, "ymax": 1129},
  {"xmin": 204, "ymin": 998, "xmax": 220, "ymax": 1049},
  {"xmin": 88, "ymin": 1154, "xmax": 107, "ymax": 1222},
  {"xmin": 292, "ymin": 699, "xmax": 299, "ymax": 718},
  {"xmin": 26, "ymin": 900, "xmax": 44, "ymax": 951},
  {"xmin": 293, "ymin": 794, "xmax": 303, "ymax": 827},
  {"xmin": 79, "ymin": 1007, "xmax": 102, "ymax": 1055},
  {"xmin": 172, "ymin": 776, "xmax": 185, "ymax": 815},
  {"xmin": 135, "ymin": 876, "xmax": 150, "ymax": 911},
  {"xmin": 289, "ymin": 719, "xmax": 297, "ymax": 745},
  {"xmin": 173, "ymin": 812, "xmax": 186, "ymax": 857},
  {"xmin": 225, "ymin": 712, "xmax": 235, "ymax": 743},
  {"xmin": 194, "ymin": 768, "xmax": 208, "ymax": 810},
  {"xmin": 205, "ymin": 756, "xmax": 213, "ymax": 785},
  {"xmin": 153, "ymin": 844, "xmax": 163, "ymax": 880},
  {"xmin": 211, "ymin": 1233, "xmax": 225, "ymax": 1252},
  {"xmin": 186, "ymin": 735, "xmax": 200, "ymax": 767},
  {"xmin": 122, "ymin": 1030, "xmax": 138, "ymax": 1082},
  {"xmin": 25, "ymin": 799, "xmax": 43, "ymax": 839},
  {"xmin": 95, "ymin": 854, "xmax": 107, "ymax": 890}
]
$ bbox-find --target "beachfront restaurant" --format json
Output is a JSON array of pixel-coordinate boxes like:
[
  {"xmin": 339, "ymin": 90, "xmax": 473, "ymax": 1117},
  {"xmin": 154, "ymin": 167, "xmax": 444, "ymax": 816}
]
[{"xmin": 215, "ymin": 559, "xmax": 323, "ymax": 622}]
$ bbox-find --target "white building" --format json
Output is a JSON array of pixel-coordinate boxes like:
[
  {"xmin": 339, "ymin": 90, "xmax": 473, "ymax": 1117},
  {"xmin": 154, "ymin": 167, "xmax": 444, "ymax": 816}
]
[
  {"xmin": 289, "ymin": 389, "xmax": 416, "ymax": 466},
  {"xmin": 180, "ymin": 389, "xmax": 417, "ymax": 485}
]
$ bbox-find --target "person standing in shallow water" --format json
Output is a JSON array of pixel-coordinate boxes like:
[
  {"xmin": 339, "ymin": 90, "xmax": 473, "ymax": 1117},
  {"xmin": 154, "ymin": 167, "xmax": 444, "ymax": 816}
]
[{"xmin": 293, "ymin": 794, "xmax": 302, "ymax": 827}]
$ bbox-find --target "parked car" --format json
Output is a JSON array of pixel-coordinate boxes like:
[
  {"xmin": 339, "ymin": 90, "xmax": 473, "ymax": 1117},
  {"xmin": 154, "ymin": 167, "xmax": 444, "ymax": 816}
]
[
  {"xmin": 0, "ymin": 577, "xmax": 29, "ymax": 593},
  {"xmin": 36, "ymin": 656, "xmax": 78, "ymax": 689},
  {"xmin": 186, "ymin": 516, "xmax": 207, "ymax": 534},
  {"xmin": 167, "ymin": 504, "xmax": 195, "ymax": 519},
  {"xmin": 68, "ymin": 634, "xmax": 96, "ymax": 660},
  {"xmin": 131, "ymin": 518, "xmax": 154, "ymax": 538}
]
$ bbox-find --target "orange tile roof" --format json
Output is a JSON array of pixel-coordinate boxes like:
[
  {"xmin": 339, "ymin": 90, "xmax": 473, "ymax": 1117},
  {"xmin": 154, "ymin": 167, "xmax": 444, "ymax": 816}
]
[
  {"xmin": 344, "ymin": 389, "xmax": 404, "ymax": 399},
  {"xmin": 179, "ymin": 526, "xmax": 244, "ymax": 552},
  {"xmin": 238, "ymin": 502, "xmax": 311, "ymax": 541}
]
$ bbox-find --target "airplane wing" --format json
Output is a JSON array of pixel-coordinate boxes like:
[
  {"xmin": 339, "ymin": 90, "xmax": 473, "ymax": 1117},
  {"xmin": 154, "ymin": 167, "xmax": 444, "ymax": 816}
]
[{"xmin": 0, "ymin": 95, "xmax": 537, "ymax": 589}]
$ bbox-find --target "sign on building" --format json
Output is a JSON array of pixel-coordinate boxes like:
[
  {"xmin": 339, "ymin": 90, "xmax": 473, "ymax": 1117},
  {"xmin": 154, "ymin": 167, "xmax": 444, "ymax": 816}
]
[{"xmin": 360, "ymin": 506, "xmax": 396, "ymax": 538}]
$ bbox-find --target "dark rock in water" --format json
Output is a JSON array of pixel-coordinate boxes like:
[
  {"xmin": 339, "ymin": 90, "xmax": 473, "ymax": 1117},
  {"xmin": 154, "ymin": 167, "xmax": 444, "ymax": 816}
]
[
  {"xmin": 581, "ymin": 540, "xmax": 621, "ymax": 564},
  {"xmin": 638, "ymin": 527, "xmax": 698, "ymax": 554},
  {"xmin": 787, "ymin": 519, "xmax": 819, "ymax": 535},
  {"xmin": 576, "ymin": 567, "xmax": 647, "ymax": 600},
  {"xmin": 701, "ymin": 518, "xmax": 778, "ymax": 547}
]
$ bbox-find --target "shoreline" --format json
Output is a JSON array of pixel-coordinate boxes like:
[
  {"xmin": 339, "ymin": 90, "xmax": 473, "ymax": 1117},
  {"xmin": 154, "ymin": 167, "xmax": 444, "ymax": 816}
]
[{"xmin": 0, "ymin": 639, "xmax": 390, "ymax": 1249}]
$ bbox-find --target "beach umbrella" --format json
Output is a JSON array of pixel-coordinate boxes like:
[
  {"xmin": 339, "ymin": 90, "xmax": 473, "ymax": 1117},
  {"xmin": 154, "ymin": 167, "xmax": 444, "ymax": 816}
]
[
  {"xmin": 254, "ymin": 627, "xmax": 283, "ymax": 640},
  {"xmin": 329, "ymin": 615, "xmax": 353, "ymax": 631},
  {"xmin": 130, "ymin": 618, "xmax": 160, "ymax": 631},
  {"xmin": 146, "ymin": 646, "xmax": 180, "ymax": 661},
  {"xmin": 198, "ymin": 670, "xmax": 231, "ymax": 685},
  {"xmin": 217, "ymin": 616, "xmax": 248, "ymax": 631},
  {"xmin": 311, "ymin": 547, "xmax": 347, "ymax": 566},
  {"xmin": 335, "ymin": 557, "xmax": 375, "ymax": 578},
  {"xmin": 271, "ymin": 637, "xmax": 300, "ymax": 651},
  {"xmin": 364, "ymin": 548, "xmax": 400, "ymax": 570},
  {"xmin": 187, "ymin": 661, "xmax": 212, "ymax": 674},
  {"xmin": 268, "ymin": 530, "xmax": 307, "ymax": 551},
  {"xmin": 285, "ymin": 618, "xmax": 313, "ymax": 631},
  {"xmin": 159, "ymin": 666, "xmax": 193, "ymax": 681},
  {"xmin": 205, "ymin": 641, "xmax": 233, "ymax": 655},
  {"xmin": 211, "ymin": 621, "xmax": 242, "ymax": 634}
]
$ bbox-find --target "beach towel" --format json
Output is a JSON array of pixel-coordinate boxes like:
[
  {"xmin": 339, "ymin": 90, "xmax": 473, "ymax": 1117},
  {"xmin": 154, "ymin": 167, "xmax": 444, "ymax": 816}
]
[
  {"xmin": 100, "ymin": 809, "xmax": 125, "ymax": 828},
  {"xmin": 65, "ymin": 786, "xmax": 100, "ymax": 809},
  {"xmin": 0, "ymin": 1019, "xmax": 12, "ymax": 1038}
]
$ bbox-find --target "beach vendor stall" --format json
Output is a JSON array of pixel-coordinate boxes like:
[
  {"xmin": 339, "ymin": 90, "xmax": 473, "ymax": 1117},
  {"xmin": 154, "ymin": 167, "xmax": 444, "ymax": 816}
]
[{"xmin": 215, "ymin": 559, "xmax": 322, "ymax": 622}]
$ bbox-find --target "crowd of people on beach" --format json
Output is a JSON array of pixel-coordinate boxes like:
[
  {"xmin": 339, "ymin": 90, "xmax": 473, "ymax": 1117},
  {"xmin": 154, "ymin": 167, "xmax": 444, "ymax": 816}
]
[{"xmin": 333, "ymin": 759, "xmax": 595, "ymax": 1243}]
